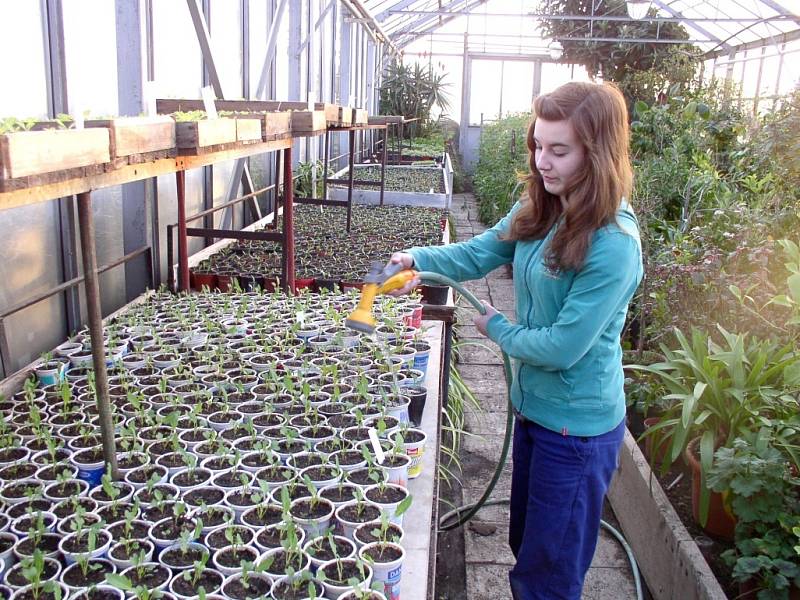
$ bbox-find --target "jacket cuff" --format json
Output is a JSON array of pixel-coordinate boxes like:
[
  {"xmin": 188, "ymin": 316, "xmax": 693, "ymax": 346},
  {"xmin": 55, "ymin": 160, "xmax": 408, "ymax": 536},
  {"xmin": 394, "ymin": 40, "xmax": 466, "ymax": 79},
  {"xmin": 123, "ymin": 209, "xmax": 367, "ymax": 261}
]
[{"xmin": 485, "ymin": 312, "xmax": 509, "ymax": 345}]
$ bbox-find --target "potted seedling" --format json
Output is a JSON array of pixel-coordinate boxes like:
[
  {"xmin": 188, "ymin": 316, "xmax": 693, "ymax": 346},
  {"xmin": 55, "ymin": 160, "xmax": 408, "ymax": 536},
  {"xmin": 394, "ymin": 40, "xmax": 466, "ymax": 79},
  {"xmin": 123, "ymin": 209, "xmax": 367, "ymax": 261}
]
[
  {"xmin": 317, "ymin": 556, "xmax": 373, "ymax": 599},
  {"xmin": 219, "ymin": 557, "xmax": 274, "ymax": 599},
  {"xmin": 12, "ymin": 550, "xmax": 67, "ymax": 600},
  {"xmin": 209, "ymin": 525, "xmax": 259, "ymax": 577},
  {"xmin": 269, "ymin": 569, "xmax": 322, "ymax": 600},
  {"xmin": 169, "ymin": 552, "xmax": 223, "ymax": 598}
]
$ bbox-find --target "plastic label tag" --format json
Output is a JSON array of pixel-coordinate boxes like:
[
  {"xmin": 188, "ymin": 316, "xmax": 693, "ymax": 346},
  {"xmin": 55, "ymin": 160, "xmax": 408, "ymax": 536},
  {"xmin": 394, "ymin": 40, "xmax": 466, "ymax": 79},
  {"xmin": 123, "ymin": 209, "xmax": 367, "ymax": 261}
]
[{"xmin": 368, "ymin": 427, "xmax": 386, "ymax": 464}]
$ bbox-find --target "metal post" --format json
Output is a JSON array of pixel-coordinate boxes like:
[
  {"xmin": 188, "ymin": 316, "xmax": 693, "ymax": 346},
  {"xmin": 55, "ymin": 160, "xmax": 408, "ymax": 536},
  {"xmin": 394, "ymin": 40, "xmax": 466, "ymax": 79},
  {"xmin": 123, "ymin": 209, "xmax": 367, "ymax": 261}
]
[
  {"xmin": 76, "ymin": 192, "xmax": 119, "ymax": 480},
  {"xmin": 282, "ymin": 147, "xmax": 295, "ymax": 293},
  {"xmin": 346, "ymin": 129, "xmax": 355, "ymax": 233},
  {"xmin": 270, "ymin": 151, "xmax": 281, "ymax": 230},
  {"xmin": 380, "ymin": 127, "xmax": 388, "ymax": 206},
  {"xmin": 166, "ymin": 224, "xmax": 174, "ymax": 292},
  {"xmin": 322, "ymin": 130, "xmax": 330, "ymax": 201},
  {"xmin": 176, "ymin": 171, "xmax": 190, "ymax": 292}
]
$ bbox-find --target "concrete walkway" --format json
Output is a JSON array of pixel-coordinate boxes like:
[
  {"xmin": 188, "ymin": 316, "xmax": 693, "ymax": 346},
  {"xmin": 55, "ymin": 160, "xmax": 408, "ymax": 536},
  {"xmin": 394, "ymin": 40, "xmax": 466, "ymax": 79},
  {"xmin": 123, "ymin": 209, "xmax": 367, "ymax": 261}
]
[{"xmin": 448, "ymin": 193, "xmax": 639, "ymax": 599}]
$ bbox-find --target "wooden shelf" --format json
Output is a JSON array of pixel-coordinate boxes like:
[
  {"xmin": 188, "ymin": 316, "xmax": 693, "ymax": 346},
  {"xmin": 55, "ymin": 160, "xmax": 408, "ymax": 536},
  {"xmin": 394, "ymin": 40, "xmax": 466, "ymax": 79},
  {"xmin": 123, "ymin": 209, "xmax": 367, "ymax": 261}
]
[{"xmin": 0, "ymin": 137, "xmax": 291, "ymax": 212}]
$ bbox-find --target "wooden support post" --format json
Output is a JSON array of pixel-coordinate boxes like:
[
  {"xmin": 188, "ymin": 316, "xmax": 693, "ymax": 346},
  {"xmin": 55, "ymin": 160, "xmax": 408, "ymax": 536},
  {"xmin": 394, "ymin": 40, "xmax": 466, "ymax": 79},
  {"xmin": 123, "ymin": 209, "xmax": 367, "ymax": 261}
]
[
  {"xmin": 76, "ymin": 191, "xmax": 118, "ymax": 480},
  {"xmin": 380, "ymin": 127, "xmax": 388, "ymax": 206},
  {"xmin": 346, "ymin": 129, "xmax": 355, "ymax": 233},
  {"xmin": 176, "ymin": 171, "xmax": 190, "ymax": 292},
  {"xmin": 282, "ymin": 147, "xmax": 295, "ymax": 293}
]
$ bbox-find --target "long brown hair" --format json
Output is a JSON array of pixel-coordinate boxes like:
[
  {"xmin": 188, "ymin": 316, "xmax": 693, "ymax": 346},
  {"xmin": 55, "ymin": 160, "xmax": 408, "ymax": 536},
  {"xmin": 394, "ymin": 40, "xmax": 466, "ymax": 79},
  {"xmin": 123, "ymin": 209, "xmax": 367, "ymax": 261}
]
[{"xmin": 507, "ymin": 82, "xmax": 633, "ymax": 272}]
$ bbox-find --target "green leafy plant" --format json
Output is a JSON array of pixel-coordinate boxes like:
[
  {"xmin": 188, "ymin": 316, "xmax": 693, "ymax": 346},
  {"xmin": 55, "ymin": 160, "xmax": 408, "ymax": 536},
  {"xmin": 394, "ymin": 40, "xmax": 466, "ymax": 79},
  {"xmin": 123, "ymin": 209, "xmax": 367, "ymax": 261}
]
[
  {"xmin": 708, "ymin": 433, "xmax": 800, "ymax": 597},
  {"xmin": 627, "ymin": 325, "xmax": 800, "ymax": 523}
]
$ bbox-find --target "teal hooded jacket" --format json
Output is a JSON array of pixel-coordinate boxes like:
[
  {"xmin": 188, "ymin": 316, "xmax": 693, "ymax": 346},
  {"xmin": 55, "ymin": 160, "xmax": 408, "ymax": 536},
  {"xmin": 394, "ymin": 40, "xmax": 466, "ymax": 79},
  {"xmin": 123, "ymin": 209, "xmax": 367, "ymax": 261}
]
[{"xmin": 408, "ymin": 202, "xmax": 643, "ymax": 437}]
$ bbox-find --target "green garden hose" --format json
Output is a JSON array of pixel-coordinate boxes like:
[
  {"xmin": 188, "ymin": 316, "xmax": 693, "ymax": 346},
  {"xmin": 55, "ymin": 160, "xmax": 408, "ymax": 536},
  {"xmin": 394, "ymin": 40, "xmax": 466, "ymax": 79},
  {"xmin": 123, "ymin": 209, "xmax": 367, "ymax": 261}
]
[{"xmin": 416, "ymin": 271, "xmax": 644, "ymax": 600}]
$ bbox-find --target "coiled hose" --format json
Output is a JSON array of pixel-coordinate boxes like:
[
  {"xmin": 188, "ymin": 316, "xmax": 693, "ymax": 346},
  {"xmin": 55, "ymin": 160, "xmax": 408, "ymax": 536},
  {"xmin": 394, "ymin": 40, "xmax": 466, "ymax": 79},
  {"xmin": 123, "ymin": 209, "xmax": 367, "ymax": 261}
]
[{"xmin": 416, "ymin": 271, "xmax": 644, "ymax": 600}]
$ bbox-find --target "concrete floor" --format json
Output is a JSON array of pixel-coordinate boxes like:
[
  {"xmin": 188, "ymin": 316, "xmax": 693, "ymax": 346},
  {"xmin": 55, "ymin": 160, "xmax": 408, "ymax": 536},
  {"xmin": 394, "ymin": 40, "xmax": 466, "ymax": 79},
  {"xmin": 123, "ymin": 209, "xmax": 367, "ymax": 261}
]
[{"xmin": 445, "ymin": 193, "xmax": 640, "ymax": 599}]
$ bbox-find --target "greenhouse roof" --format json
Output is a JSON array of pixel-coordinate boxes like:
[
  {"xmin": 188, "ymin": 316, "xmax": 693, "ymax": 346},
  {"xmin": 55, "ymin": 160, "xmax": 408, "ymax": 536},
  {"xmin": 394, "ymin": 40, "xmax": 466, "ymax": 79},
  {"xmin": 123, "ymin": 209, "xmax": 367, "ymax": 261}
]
[{"xmin": 363, "ymin": 0, "xmax": 800, "ymax": 56}]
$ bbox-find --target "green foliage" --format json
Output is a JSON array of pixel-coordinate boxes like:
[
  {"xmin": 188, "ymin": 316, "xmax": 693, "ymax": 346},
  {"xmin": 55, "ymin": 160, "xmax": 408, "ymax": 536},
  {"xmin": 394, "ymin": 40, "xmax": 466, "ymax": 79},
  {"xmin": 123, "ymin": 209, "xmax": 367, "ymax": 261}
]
[
  {"xmin": 379, "ymin": 61, "xmax": 451, "ymax": 135},
  {"xmin": 293, "ymin": 161, "xmax": 329, "ymax": 199},
  {"xmin": 537, "ymin": 0, "xmax": 699, "ymax": 106},
  {"xmin": 708, "ymin": 435, "xmax": 800, "ymax": 597},
  {"xmin": 626, "ymin": 325, "xmax": 800, "ymax": 522},
  {"xmin": 473, "ymin": 113, "xmax": 530, "ymax": 225}
]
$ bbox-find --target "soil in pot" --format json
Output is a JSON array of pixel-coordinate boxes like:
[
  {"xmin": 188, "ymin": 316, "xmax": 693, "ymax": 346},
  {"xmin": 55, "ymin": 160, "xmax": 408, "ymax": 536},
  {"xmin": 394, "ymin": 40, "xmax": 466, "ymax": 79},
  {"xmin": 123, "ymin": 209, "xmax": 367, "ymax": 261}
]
[
  {"xmin": 184, "ymin": 487, "xmax": 224, "ymax": 507},
  {"xmin": 11, "ymin": 588, "xmax": 63, "ymax": 600},
  {"xmin": 366, "ymin": 486, "xmax": 406, "ymax": 504},
  {"xmin": 271, "ymin": 578, "xmax": 323, "ymax": 600},
  {"xmin": 62, "ymin": 559, "xmax": 114, "ymax": 588},
  {"xmin": 362, "ymin": 543, "xmax": 403, "ymax": 563},
  {"xmin": 338, "ymin": 503, "xmax": 380, "ymax": 525},
  {"xmin": 126, "ymin": 563, "xmax": 171, "ymax": 589},
  {"xmin": 171, "ymin": 570, "xmax": 223, "ymax": 596},
  {"xmin": 161, "ymin": 545, "xmax": 206, "ymax": 569},
  {"xmin": 223, "ymin": 575, "xmax": 272, "ymax": 600},
  {"xmin": 291, "ymin": 499, "xmax": 331, "ymax": 520},
  {"xmin": 355, "ymin": 522, "xmax": 403, "ymax": 546},
  {"xmin": 264, "ymin": 548, "xmax": 307, "ymax": 575},
  {"xmin": 16, "ymin": 532, "xmax": 60, "ymax": 556},
  {"xmin": 243, "ymin": 504, "xmax": 283, "ymax": 528},
  {"xmin": 305, "ymin": 537, "xmax": 354, "ymax": 563},
  {"xmin": 318, "ymin": 559, "xmax": 363, "ymax": 586},
  {"xmin": 214, "ymin": 545, "xmax": 258, "ymax": 569}
]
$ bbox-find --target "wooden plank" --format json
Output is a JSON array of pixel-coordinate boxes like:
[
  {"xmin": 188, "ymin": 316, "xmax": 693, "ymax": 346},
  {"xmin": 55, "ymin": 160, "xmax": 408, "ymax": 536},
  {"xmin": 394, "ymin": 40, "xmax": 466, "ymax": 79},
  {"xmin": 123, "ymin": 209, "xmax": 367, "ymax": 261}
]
[
  {"xmin": 235, "ymin": 118, "xmax": 263, "ymax": 143},
  {"xmin": 85, "ymin": 116, "xmax": 175, "ymax": 158},
  {"xmin": 0, "ymin": 128, "xmax": 110, "ymax": 180},
  {"xmin": 607, "ymin": 431, "xmax": 728, "ymax": 600},
  {"xmin": 0, "ymin": 138, "xmax": 291, "ymax": 211},
  {"xmin": 175, "ymin": 119, "xmax": 237, "ymax": 150}
]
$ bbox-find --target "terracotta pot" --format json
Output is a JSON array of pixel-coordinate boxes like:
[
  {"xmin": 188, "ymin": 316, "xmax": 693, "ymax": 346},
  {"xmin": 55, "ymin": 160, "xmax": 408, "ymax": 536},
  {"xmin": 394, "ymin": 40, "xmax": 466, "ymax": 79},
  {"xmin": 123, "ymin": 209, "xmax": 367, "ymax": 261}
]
[
  {"xmin": 191, "ymin": 271, "xmax": 216, "ymax": 291},
  {"xmin": 685, "ymin": 437, "xmax": 736, "ymax": 541},
  {"xmin": 216, "ymin": 274, "xmax": 233, "ymax": 292},
  {"xmin": 294, "ymin": 277, "xmax": 315, "ymax": 292}
]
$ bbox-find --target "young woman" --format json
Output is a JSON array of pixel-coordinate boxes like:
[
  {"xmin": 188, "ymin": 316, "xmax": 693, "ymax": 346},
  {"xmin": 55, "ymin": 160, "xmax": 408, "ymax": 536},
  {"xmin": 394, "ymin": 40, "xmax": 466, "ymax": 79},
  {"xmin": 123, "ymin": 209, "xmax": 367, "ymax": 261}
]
[{"xmin": 389, "ymin": 81, "xmax": 643, "ymax": 599}]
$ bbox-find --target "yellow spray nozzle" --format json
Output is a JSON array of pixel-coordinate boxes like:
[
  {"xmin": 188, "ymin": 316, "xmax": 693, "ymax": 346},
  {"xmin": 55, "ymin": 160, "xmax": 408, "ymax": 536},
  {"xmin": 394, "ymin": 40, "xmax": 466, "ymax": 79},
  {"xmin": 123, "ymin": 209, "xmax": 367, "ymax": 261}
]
[{"xmin": 344, "ymin": 265, "xmax": 418, "ymax": 334}]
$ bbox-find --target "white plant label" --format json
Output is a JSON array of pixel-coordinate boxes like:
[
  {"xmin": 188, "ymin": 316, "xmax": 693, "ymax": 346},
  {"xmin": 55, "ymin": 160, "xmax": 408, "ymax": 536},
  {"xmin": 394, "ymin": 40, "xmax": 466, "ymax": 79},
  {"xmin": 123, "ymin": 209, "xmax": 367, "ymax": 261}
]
[{"xmin": 368, "ymin": 427, "xmax": 386, "ymax": 464}]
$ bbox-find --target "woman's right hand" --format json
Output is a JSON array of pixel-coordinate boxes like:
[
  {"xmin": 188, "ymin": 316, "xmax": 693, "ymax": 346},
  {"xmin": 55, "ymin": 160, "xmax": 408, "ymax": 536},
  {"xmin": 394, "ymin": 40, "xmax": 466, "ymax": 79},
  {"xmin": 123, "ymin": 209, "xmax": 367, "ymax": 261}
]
[{"xmin": 387, "ymin": 252, "xmax": 419, "ymax": 297}]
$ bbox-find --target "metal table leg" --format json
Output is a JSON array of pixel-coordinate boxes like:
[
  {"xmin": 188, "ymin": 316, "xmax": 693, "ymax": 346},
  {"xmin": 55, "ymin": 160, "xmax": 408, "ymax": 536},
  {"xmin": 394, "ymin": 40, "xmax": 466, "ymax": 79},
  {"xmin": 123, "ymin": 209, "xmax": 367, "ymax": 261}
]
[
  {"xmin": 176, "ymin": 171, "xmax": 190, "ymax": 292},
  {"xmin": 282, "ymin": 147, "xmax": 295, "ymax": 293},
  {"xmin": 347, "ymin": 130, "xmax": 355, "ymax": 233}
]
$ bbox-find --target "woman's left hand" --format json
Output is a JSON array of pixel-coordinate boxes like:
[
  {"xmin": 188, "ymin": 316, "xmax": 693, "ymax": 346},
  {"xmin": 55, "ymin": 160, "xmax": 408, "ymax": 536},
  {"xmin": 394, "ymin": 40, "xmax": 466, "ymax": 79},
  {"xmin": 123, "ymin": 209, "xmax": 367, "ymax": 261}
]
[{"xmin": 473, "ymin": 303, "xmax": 500, "ymax": 337}]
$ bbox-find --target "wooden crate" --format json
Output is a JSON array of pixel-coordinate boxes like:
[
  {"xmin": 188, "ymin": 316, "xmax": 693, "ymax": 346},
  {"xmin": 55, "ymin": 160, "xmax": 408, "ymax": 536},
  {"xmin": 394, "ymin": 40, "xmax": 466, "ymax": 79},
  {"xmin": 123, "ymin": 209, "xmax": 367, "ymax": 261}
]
[
  {"xmin": 263, "ymin": 112, "xmax": 292, "ymax": 140},
  {"xmin": 175, "ymin": 119, "xmax": 237, "ymax": 152},
  {"xmin": 235, "ymin": 118, "xmax": 263, "ymax": 143},
  {"xmin": 85, "ymin": 116, "xmax": 175, "ymax": 160},
  {"xmin": 0, "ymin": 128, "xmax": 110, "ymax": 181},
  {"xmin": 288, "ymin": 110, "xmax": 327, "ymax": 134},
  {"xmin": 352, "ymin": 108, "xmax": 369, "ymax": 126}
]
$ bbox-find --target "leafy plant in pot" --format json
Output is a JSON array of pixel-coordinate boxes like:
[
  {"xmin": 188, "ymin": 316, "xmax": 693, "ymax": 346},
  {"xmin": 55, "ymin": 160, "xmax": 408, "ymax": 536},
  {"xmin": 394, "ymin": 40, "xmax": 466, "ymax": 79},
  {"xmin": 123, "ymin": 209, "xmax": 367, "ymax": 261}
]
[
  {"xmin": 317, "ymin": 556, "xmax": 373, "ymax": 599},
  {"xmin": 288, "ymin": 477, "xmax": 336, "ymax": 539},
  {"xmin": 169, "ymin": 552, "xmax": 223, "ymax": 598},
  {"xmin": 219, "ymin": 557, "xmax": 274, "ymax": 600},
  {"xmin": 625, "ymin": 325, "xmax": 800, "ymax": 538},
  {"xmin": 707, "ymin": 433, "xmax": 800, "ymax": 598},
  {"xmin": 12, "ymin": 550, "xmax": 66, "ymax": 600}
]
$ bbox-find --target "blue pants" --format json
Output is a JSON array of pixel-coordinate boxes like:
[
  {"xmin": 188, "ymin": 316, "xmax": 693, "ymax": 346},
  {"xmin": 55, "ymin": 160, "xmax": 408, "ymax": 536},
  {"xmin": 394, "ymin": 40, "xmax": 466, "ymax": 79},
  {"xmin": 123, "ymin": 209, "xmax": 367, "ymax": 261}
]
[{"xmin": 508, "ymin": 416, "xmax": 625, "ymax": 600}]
